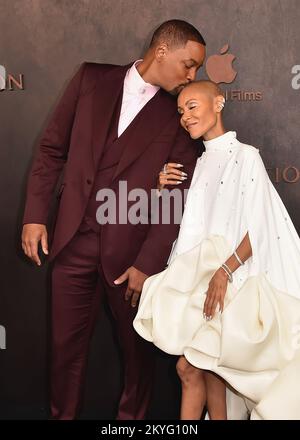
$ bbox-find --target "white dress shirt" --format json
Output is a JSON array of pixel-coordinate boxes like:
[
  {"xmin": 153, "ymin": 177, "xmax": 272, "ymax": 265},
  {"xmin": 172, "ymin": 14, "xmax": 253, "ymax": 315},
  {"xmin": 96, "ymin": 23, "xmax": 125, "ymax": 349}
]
[{"xmin": 118, "ymin": 59, "xmax": 160, "ymax": 137}]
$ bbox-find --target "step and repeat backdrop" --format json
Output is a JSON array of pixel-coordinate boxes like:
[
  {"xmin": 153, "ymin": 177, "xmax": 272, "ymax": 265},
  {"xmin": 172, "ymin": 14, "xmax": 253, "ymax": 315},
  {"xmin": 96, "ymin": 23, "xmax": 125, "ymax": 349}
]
[{"xmin": 0, "ymin": 0, "xmax": 299, "ymax": 419}]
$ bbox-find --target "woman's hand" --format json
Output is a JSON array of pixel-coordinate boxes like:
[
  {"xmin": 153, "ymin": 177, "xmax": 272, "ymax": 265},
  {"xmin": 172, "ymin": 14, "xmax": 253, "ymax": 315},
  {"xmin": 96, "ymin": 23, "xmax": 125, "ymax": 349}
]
[
  {"xmin": 203, "ymin": 267, "xmax": 229, "ymax": 320},
  {"xmin": 157, "ymin": 163, "xmax": 188, "ymax": 190}
]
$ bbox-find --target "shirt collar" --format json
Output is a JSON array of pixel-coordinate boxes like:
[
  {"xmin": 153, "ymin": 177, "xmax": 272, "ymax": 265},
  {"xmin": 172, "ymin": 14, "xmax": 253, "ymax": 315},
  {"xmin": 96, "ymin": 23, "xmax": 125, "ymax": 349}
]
[
  {"xmin": 124, "ymin": 59, "xmax": 160, "ymax": 96},
  {"xmin": 203, "ymin": 131, "xmax": 238, "ymax": 152}
]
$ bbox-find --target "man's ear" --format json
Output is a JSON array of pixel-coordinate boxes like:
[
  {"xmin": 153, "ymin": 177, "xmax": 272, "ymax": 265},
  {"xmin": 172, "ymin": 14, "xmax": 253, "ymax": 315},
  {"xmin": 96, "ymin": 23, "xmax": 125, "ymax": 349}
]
[
  {"xmin": 155, "ymin": 43, "xmax": 168, "ymax": 62},
  {"xmin": 215, "ymin": 95, "xmax": 225, "ymax": 113}
]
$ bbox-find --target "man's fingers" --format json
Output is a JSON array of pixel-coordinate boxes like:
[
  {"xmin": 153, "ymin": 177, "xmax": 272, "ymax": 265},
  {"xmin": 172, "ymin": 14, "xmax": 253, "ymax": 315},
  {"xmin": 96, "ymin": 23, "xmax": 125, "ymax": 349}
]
[
  {"xmin": 25, "ymin": 242, "xmax": 32, "ymax": 259},
  {"xmin": 41, "ymin": 232, "xmax": 49, "ymax": 255},
  {"xmin": 21, "ymin": 224, "xmax": 48, "ymax": 266},
  {"xmin": 125, "ymin": 287, "xmax": 134, "ymax": 301},
  {"xmin": 22, "ymin": 242, "xmax": 28, "ymax": 257},
  {"xmin": 29, "ymin": 241, "xmax": 41, "ymax": 266},
  {"xmin": 114, "ymin": 270, "xmax": 129, "ymax": 285},
  {"xmin": 131, "ymin": 291, "xmax": 140, "ymax": 308}
]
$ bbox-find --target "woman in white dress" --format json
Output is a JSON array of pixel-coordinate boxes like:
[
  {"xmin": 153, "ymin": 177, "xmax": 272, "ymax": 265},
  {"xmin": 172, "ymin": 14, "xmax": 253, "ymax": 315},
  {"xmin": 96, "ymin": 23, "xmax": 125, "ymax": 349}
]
[{"xmin": 133, "ymin": 80, "xmax": 300, "ymax": 420}]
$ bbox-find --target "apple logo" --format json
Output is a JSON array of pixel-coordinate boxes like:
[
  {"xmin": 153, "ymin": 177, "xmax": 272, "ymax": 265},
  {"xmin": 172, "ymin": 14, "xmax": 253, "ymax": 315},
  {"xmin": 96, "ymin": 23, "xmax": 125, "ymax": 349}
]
[
  {"xmin": 205, "ymin": 44, "xmax": 237, "ymax": 84},
  {"xmin": 0, "ymin": 65, "xmax": 6, "ymax": 90}
]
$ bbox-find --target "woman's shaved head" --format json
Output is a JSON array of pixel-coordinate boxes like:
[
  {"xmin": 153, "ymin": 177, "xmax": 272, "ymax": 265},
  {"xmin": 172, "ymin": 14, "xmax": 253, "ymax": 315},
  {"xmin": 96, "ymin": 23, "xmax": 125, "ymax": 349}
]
[
  {"xmin": 177, "ymin": 80, "xmax": 225, "ymax": 140},
  {"xmin": 183, "ymin": 80, "xmax": 224, "ymax": 99}
]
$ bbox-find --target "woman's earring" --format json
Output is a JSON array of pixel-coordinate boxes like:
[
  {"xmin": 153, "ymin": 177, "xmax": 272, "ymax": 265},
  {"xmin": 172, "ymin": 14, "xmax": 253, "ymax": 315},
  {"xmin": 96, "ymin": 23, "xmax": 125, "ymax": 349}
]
[{"xmin": 218, "ymin": 98, "xmax": 225, "ymax": 111}]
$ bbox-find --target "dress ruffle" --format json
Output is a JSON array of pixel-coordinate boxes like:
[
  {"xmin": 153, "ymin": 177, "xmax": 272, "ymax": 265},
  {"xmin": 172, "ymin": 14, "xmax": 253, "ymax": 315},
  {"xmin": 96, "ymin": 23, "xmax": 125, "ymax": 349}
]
[{"xmin": 133, "ymin": 235, "xmax": 300, "ymax": 419}]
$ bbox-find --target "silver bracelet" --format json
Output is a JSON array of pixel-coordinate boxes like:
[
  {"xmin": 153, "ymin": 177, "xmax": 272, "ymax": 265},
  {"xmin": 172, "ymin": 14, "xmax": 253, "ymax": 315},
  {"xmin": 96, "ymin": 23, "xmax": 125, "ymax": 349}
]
[
  {"xmin": 233, "ymin": 250, "xmax": 244, "ymax": 266},
  {"xmin": 221, "ymin": 263, "xmax": 233, "ymax": 283}
]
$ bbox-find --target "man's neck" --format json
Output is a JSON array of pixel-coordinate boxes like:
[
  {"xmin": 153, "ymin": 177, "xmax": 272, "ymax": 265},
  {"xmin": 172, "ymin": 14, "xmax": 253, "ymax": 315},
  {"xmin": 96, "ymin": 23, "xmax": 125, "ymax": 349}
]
[{"xmin": 136, "ymin": 57, "xmax": 160, "ymax": 87}]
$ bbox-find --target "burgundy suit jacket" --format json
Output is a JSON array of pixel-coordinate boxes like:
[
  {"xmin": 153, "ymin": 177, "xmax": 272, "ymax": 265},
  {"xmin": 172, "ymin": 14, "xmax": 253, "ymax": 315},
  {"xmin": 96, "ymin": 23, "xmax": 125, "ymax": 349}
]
[{"xmin": 23, "ymin": 62, "xmax": 200, "ymax": 285}]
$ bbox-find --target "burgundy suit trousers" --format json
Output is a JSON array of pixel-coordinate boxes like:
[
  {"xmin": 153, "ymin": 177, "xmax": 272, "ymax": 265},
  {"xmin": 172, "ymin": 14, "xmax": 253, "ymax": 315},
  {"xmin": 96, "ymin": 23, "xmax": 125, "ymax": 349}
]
[{"xmin": 50, "ymin": 224, "xmax": 155, "ymax": 419}]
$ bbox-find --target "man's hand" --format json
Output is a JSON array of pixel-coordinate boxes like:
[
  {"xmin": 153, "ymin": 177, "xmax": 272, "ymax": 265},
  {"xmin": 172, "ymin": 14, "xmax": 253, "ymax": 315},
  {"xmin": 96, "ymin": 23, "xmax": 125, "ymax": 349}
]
[
  {"xmin": 21, "ymin": 223, "xmax": 48, "ymax": 266},
  {"xmin": 114, "ymin": 266, "xmax": 149, "ymax": 307}
]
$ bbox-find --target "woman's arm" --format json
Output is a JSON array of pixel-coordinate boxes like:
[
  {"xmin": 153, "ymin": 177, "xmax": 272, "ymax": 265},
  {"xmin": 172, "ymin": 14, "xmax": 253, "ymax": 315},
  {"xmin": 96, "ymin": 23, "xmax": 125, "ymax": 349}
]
[
  {"xmin": 203, "ymin": 233, "xmax": 252, "ymax": 320},
  {"xmin": 157, "ymin": 163, "xmax": 253, "ymax": 319},
  {"xmin": 224, "ymin": 233, "xmax": 252, "ymax": 274}
]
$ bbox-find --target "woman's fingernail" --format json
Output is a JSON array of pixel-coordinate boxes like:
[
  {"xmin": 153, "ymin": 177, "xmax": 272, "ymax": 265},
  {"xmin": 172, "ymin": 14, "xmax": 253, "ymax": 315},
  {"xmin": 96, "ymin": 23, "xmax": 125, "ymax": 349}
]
[
  {"xmin": 177, "ymin": 164, "xmax": 184, "ymax": 167},
  {"xmin": 176, "ymin": 181, "xmax": 183, "ymax": 184},
  {"xmin": 181, "ymin": 176, "xmax": 187, "ymax": 180},
  {"xmin": 181, "ymin": 172, "xmax": 187, "ymax": 176}
]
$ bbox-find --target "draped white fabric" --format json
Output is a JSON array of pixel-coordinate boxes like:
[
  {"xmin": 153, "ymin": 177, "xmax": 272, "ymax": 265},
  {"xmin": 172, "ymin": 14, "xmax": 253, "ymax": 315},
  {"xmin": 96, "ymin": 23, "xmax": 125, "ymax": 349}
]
[{"xmin": 133, "ymin": 131, "xmax": 300, "ymax": 419}]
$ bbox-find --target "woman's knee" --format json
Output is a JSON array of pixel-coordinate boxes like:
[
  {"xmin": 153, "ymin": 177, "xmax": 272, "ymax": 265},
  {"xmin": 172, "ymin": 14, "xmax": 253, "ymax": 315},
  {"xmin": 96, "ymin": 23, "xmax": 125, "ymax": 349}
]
[{"xmin": 176, "ymin": 356, "xmax": 203, "ymax": 384}]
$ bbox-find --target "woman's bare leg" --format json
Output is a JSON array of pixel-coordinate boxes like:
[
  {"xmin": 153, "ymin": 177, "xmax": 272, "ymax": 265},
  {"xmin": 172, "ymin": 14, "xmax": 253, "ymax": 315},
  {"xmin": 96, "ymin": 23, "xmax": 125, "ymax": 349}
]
[
  {"xmin": 176, "ymin": 356, "xmax": 206, "ymax": 420},
  {"xmin": 204, "ymin": 371, "xmax": 227, "ymax": 420}
]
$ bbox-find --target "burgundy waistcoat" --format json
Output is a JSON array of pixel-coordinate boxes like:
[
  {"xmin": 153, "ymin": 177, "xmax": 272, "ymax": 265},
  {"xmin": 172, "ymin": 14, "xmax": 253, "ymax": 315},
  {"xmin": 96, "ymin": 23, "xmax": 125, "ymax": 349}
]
[{"xmin": 79, "ymin": 87, "xmax": 142, "ymax": 233}]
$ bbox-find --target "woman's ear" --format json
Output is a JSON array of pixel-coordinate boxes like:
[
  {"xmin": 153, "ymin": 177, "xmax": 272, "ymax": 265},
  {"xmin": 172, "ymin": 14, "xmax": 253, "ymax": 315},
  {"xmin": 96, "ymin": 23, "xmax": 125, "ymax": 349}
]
[{"xmin": 215, "ymin": 95, "xmax": 225, "ymax": 113}]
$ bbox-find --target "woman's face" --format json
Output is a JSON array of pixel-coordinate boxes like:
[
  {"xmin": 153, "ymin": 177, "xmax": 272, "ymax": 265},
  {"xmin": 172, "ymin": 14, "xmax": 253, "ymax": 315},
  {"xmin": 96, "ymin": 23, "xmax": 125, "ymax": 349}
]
[{"xmin": 177, "ymin": 87, "xmax": 218, "ymax": 139}]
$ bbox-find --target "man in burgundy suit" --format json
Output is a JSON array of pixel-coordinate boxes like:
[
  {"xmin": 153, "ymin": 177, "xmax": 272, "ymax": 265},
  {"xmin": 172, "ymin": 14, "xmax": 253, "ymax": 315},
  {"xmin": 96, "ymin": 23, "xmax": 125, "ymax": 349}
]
[{"xmin": 21, "ymin": 20, "xmax": 206, "ymax": 419}]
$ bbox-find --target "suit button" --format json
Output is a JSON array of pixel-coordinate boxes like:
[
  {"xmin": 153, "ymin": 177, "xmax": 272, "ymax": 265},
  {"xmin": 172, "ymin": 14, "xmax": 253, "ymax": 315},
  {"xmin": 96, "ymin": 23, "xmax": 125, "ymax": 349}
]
[{"xmin": 86, "ymin": 179, "xmax": 92, "ymax": 185}]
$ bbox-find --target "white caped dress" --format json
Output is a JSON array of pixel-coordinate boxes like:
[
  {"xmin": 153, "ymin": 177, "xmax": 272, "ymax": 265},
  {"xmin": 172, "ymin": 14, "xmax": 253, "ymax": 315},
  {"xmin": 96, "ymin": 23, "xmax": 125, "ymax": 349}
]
[{"xmin": 133, "ymin": 131, "xmax": 300, "ymax": 420}]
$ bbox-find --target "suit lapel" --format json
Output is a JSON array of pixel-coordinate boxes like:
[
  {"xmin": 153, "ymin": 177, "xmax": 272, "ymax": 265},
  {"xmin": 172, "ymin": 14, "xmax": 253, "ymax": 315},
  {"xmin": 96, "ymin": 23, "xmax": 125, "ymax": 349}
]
[
  {"xmin": 112, "ymin": 90, "xmax": 177, "ymax": 181},
  {"xmin": 91, "ymin": 64, "xmax": 130, "ymax": 169}
]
